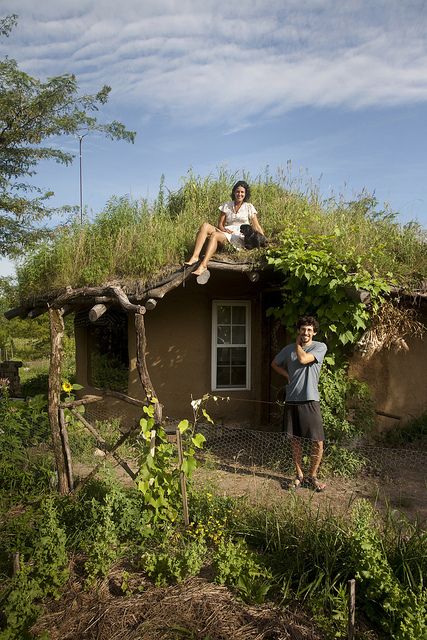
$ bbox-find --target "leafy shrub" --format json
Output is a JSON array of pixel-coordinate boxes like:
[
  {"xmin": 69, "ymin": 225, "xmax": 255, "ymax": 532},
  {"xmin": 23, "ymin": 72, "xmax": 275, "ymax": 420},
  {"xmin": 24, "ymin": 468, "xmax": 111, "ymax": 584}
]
[
  {"xmin": 351, "ymin": 500, "xmax": 427, "ymax": 640},
  {"xmin": 213, "ymin": 537, "xmax": 273, "ymax": 603},
  {"xmin": 0, "ymin": 394, "xmax": 53, "ymax": 498},
  {"xmin": 142, "ymin": 529, "xmax": 207, "ymax": 586},
  {"xmin": 83, "ymin": 494, "xmax": 119, "ymax": 587},
  {"xmin": 0, "ymin": 498, "xmax": 68, "ymax": 640}
]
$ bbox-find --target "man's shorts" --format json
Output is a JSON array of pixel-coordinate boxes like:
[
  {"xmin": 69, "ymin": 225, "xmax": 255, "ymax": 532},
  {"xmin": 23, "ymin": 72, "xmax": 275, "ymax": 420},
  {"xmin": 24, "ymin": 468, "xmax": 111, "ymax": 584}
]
[{"xmin": 283, "ymin": 401, "xmax": 325, "ymax": 441}]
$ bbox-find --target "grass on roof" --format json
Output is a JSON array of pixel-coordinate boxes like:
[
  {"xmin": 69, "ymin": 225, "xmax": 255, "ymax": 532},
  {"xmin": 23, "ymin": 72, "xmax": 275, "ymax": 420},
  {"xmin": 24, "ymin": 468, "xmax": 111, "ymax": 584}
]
[{"xmin": 16, "ymin": 168, "xmax": 427, "ymax": 301}]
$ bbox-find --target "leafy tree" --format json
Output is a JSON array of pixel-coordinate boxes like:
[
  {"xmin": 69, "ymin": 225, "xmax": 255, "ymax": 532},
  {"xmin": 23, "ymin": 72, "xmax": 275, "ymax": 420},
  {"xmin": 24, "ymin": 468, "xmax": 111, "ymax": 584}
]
[{"xmin": 0, "ymin": 14, "xmax": 136, "ymax": 257}]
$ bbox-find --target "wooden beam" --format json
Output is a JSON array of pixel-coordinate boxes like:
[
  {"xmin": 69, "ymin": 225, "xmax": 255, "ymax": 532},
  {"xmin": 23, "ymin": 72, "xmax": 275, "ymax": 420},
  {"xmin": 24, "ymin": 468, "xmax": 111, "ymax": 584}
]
[
  {"xmin": 103, "ymin": 389, "xmax": 146, "ymax": 408},
  {"xmin": 74, "ymin": 425, "xmax": 139, "ymax": 491},
  {"xmin": 207, "ymin": 261, "xmax": 254, "ymax": 272},
  {"xmin": 69, "ymin": 408, "xmax": 136, "ymax": 480},
  {"xmin": 135, "ymin": 312, "xmax": 163, "ymax": 424},
  {"xmin": 145, "ymin": 268, "xmax": 195, "ymax": 299},
  {"xmin": 4, "ymin": 306, "xmax": 28, "ymax": 320},
  {"xmin": 89, "ymin": 303, "xmax": 109, "ymax": 322},
  {"xmin": 27, "ymin": 307, "xmax": 48, "ymax": 319},
  {"xmin": 145, "ymin": 298, "xmax": 157, "ymax": 311},
  {"xmin": 47, "ymin": 307, "xmax": 70, "ymax": 494},
  {"xmin": 52, "ymin": 285, "xmax": 146, "ymax": 315},
  {"xmin": 60, "ymin": 395, "xmax": 103, "ymax": 409}
]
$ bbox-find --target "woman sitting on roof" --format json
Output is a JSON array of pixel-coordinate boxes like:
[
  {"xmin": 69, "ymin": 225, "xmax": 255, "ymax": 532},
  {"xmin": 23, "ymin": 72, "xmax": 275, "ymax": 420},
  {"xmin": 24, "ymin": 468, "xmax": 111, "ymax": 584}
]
[{"xmin": 185, "ymin": 180, "xmax": 265, "ymax": 277}]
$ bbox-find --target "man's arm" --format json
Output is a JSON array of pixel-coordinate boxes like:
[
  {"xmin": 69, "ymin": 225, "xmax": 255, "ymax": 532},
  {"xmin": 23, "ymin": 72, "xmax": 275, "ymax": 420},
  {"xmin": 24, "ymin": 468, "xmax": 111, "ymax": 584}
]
[
  {"xmin": 295, "ymin": 335, "xmax": 316, "ymax": 365},
  {"xmin": 271, "ymin": 359, "xmax": 289, "ymax": 382}
]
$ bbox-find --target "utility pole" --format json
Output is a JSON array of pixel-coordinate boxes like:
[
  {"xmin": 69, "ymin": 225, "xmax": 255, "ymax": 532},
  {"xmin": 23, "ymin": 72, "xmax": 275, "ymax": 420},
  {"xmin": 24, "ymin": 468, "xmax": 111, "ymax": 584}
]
[{"xmin": 78, "ymin": 133, "xmax": 88, "ymax": 223}]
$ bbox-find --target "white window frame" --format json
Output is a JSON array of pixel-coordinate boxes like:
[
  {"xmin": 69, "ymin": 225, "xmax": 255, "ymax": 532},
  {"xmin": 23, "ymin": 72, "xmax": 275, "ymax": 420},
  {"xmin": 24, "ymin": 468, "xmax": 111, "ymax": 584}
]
[{"xmin": 211, "ymin": 300, "xmax": 251, "ymax": 391}]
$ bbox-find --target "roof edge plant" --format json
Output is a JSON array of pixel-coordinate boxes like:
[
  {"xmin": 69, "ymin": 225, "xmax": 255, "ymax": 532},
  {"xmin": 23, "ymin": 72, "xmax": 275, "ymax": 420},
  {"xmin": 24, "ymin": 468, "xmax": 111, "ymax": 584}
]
[{"xmin": 267, "ymin": 229, "xmax": 391, "ymax": 363}]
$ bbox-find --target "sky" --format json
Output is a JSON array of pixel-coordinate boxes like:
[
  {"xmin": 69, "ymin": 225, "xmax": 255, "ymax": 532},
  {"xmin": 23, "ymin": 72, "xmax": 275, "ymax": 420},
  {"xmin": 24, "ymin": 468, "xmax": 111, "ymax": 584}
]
[{"xmin": 1, "ymin": 0, "xmax": 427, "ymax": 277}]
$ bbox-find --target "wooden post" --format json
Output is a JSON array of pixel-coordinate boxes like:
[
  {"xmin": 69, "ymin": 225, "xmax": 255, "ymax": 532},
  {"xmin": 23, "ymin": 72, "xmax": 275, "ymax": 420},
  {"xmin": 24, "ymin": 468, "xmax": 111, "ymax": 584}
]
[
  {"xmin": 48, "ymin": 307, "xmax": 70, "ymax": 494},
  {"xmin": 348, "ymin": 578, "xmax": 356, "ymax": 640},
  {"xmin": 134, "ymin": 312, "xmax": 162, "ymax": 424},
  {"xmin": 12, "ymin": 552, "xmax": 20, "ymax": 576},
  {"xmin": 59, "ymin": 407, "xmax": 74, "ymax": 491},
  {"xmin": 176, "ymin": 428, "xmax": 189, "ymax": 527}
]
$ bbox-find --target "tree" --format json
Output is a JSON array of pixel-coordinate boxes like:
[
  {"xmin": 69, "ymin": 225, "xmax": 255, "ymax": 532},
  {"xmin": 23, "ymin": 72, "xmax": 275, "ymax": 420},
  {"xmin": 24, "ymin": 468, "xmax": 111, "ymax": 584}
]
[{"xmin": 0, "ymin": 15, "xmax": 136, "ymax": 257}]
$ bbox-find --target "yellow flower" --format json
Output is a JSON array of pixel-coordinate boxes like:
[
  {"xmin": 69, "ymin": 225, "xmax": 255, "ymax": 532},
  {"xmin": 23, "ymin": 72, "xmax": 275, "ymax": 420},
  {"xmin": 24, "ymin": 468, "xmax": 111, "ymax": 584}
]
[{"xmin": 62, "ymin": 381, "xmax": 72, "ymax": 393}]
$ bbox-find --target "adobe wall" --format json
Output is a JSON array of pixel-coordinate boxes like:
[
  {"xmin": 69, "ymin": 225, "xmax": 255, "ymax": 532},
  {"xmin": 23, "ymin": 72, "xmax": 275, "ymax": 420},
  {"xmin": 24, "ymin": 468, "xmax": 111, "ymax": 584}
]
[
  {"xmin": 349, "ymin": 328, "xmax": 427, "ymax": 432},
  {"xmin": 128, "ymin": 270, "xmax": 264, "ymax": 426}
]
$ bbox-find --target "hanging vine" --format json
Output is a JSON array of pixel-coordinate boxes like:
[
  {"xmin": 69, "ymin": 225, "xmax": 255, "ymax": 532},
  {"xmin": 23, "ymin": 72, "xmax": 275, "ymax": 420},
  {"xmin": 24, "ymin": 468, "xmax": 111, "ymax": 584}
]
[{"xmin": 267, "ymin": 230, "xmax": 391, "ymax": 361}]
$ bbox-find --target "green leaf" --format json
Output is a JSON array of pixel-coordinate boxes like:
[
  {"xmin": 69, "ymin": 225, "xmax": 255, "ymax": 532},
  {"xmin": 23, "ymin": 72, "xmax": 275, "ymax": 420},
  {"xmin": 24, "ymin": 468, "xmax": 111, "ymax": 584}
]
[
  {"xmin": 181, "ymin": 457, "xmax": 197, "ymax": 476},
  {"xmin": 202, "ymin": 408, "xmax": 214, "ymax": 424},
  {"xmin": 178, "ymin": 419, "xmax": 190, "ymax": 433},
  {"xmin": 191, "ymin": 433, "xmax": 206, "ymax": 448}
]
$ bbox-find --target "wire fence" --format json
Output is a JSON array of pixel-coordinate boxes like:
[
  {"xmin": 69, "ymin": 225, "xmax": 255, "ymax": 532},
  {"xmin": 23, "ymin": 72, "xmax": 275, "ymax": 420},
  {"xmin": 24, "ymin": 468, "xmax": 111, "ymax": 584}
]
[
  {"xmin": 82, "ymin": 397, "xmax": 427, "ymax": 483},
  {"xmin": 197, "ymin": 423, "xmax": 427, "ymax": 479}
]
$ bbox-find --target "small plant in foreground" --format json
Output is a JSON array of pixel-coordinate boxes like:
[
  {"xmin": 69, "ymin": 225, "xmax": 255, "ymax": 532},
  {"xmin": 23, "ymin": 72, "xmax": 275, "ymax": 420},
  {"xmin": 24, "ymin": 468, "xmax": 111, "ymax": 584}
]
[
  {"xmin": 351, "ymin": 499, "xmax": 427, "ymax": 640},
  {"xmin": 0, "ymin": 498, "xmax": 68, "ymax": 640},
  {"xmin": 213, "ymin": 537, "xmax": 273, "ymax": 604},
  {"xmin": 142, "ymin": 528, "xmax": 207, "ymax": 586}
]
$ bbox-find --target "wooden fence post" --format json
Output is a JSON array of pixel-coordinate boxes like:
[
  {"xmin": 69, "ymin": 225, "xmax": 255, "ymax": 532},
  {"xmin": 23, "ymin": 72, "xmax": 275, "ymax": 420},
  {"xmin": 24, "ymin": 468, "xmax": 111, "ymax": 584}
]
[
  {"xmin": 348, "ymin": 578, "xmax": 356, "ymax": 640},
  {"xmin": 59, "ymin": 407, "xmax": 74, "ymax": 491},
  {"xmin": 176, "ymin": 428, "xmax": 189, "ymax": 527},
  {"xmin": 134, "ymin": 312, "xmax": 162, "ymax": 424},
  {"xmin": 48, "ymin": 307, "xmax": 70, "ymax": 494}
]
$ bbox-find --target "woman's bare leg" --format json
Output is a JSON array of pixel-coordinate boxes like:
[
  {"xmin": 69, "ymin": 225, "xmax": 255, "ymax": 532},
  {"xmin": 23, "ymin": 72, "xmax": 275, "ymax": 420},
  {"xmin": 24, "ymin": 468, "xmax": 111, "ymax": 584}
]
[
  {"xmin": 193, "ymin": 231, "xmax": 226, "ymax": 275},
  {"xmin": 185, "ymin": 223, "xmax": 217, "ymax": 265}
]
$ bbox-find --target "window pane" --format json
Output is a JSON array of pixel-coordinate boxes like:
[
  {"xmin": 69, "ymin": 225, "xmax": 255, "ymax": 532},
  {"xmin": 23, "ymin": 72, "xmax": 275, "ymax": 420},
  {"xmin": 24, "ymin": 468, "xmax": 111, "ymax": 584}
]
[
  {"xmin": 217, "ymin": 347, "xmax": 231, "ymax": 364},
  {"xmin": 217, "ymin": 366, "xmax": 230, "ymax": 386},
  {"xmin": 232, "ymin": 326, "xmax": 246, "ymax": 345},
  {"xmin": 217, "ymin": 305, "xmax": 231, "ymax": 324},
  {"xmin": 231, "ymin": 347, "xmax": 246, "ymax": 365},
  {"xmin": 231, "ymin": 366, "xmax": 246, "ymax": 386},
  {"xmin": 217, "ymin": 325, "xmax": 231, "ymax": 344},
  {"xmin": 232, "ymin": 306, "xmax": 246, "ymax": 324}
]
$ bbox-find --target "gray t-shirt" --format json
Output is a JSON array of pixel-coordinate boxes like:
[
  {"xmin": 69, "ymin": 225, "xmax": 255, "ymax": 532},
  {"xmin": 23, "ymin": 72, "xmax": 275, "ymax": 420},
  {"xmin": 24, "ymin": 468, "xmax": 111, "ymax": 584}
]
[{"xmin": 274, "ymin": 341, "xmax": 327, "ymax": 402}]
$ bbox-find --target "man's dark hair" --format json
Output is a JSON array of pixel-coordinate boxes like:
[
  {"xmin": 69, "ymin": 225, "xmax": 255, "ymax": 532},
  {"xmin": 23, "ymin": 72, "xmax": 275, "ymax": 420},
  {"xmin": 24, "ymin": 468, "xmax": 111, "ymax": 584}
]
[
  {"xmin": 231, "ymin": 180, "xmax": 251, "ymax": 202},
  {"xmin": 296, "ymin": 316, "xmax": 319, "ymax": 332}
]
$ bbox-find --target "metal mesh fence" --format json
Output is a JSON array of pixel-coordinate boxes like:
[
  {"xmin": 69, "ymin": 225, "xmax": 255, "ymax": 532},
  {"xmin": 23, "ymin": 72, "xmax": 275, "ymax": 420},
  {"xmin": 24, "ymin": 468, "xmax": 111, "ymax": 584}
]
[
  {"xmin": 78, "ymin": 397, "xmax": 427, "ymax": 482},
  {"xmin": 197, "ymin": 423, "xmax": 427, "ymax": 480}
]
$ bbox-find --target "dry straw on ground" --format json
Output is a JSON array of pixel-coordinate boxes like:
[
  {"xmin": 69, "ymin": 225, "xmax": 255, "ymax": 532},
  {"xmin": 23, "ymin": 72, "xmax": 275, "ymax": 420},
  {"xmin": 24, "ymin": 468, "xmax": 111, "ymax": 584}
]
[{"xmin": 32, "ymin": 565, "xmax": 323, "ymax": 640}]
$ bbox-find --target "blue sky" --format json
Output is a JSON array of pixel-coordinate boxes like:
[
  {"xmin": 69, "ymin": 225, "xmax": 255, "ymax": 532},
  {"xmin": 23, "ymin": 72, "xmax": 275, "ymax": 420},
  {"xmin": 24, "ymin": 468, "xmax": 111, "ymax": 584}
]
[{"xmin": 1, "ymin": 0, "xmax": 427, "ymax": 277}]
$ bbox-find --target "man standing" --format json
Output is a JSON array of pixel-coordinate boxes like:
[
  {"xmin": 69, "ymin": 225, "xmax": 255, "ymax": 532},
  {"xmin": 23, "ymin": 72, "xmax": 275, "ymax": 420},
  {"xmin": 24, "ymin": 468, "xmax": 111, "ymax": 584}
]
[{"xmin": 271, "ymin": 316, "xmax": 327, "ymax": 491}]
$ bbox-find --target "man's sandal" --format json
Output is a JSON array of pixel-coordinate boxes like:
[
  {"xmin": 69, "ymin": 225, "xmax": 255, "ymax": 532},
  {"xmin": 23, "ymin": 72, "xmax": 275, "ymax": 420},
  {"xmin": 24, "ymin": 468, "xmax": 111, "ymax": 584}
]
[
  {"xmin": 306, "ymin": 477, "xmax": 326, "ymax": 492},
  {"xmin": 292, "ymin": 475, "xmax": 304, "ymax": 489}
]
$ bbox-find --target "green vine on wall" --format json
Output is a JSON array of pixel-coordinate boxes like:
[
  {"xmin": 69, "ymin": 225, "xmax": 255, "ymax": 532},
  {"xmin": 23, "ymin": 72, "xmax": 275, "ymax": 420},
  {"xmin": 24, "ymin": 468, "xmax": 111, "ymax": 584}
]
[{"xmin": 267, "ymin": 230, "xmax": 391, "ymax": 360}]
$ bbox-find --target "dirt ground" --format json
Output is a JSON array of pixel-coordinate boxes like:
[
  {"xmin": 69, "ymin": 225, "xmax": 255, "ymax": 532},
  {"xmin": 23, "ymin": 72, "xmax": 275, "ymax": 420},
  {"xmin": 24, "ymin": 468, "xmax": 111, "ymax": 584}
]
[
  {"xmin": 194, "ymin": 462, "xmax": 427, "ymax": 523},
  {"xmin": 79, "ymin": 454, "xmax": 426, "ymax": 523}
]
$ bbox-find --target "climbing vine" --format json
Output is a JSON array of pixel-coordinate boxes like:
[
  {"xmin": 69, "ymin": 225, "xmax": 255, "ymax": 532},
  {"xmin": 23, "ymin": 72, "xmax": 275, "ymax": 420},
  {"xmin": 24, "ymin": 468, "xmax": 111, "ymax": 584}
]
[{"xmin": 267, "ymin": 230, "xmax": 391, "ymax": 359}]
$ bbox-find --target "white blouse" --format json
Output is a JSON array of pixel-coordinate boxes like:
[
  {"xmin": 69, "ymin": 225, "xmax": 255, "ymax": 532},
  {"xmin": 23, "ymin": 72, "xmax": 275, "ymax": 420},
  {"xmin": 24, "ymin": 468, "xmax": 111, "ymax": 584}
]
[{"xmin": 218, "ymin": 201, "xmax": 258, "ymax": 248}]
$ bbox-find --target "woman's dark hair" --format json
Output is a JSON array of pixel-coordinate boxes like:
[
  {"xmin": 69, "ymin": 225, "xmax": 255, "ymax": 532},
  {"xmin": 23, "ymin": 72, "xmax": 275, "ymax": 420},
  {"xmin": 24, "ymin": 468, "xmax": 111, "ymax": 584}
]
[
  {"xmin": 231, "ymin": 180, "xmax": 251, "ymax": 202},
  {"xmin": 296, "ymin": 316, "xmax": 319, "ymax": 332}
]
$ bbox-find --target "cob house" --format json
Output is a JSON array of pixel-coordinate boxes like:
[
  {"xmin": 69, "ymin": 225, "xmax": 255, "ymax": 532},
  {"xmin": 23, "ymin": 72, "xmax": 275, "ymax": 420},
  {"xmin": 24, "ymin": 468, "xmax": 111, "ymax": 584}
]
[{"xmin": 4, "ymin": 185, "xmax": 427, "ymax": 492}]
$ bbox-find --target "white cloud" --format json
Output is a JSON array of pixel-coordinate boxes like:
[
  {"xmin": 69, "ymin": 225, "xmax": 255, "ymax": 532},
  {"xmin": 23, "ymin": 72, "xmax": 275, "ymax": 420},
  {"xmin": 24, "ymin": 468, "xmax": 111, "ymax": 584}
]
[{"xmin": 1, "ymin": 0, "xmax": 427, "ymax": 127}]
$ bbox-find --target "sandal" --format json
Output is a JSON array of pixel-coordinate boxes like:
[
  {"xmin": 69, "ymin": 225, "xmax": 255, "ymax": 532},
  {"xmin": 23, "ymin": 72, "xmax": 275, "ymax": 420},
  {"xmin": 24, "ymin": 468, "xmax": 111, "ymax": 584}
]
[
  {"xmin": 306, "ymin": 477, "xmax": 326, "ymax": 492},
  {"xmin": 292, "ymin": 475, "xmax": 304, "ymax": 489}
]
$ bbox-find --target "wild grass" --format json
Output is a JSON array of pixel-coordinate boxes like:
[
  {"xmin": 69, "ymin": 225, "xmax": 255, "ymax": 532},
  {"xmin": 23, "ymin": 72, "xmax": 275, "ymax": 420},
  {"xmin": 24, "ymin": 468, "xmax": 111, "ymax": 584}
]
[{"xmin": 16, "ymin": 168, "xmax": 427, "ymax": 300}]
